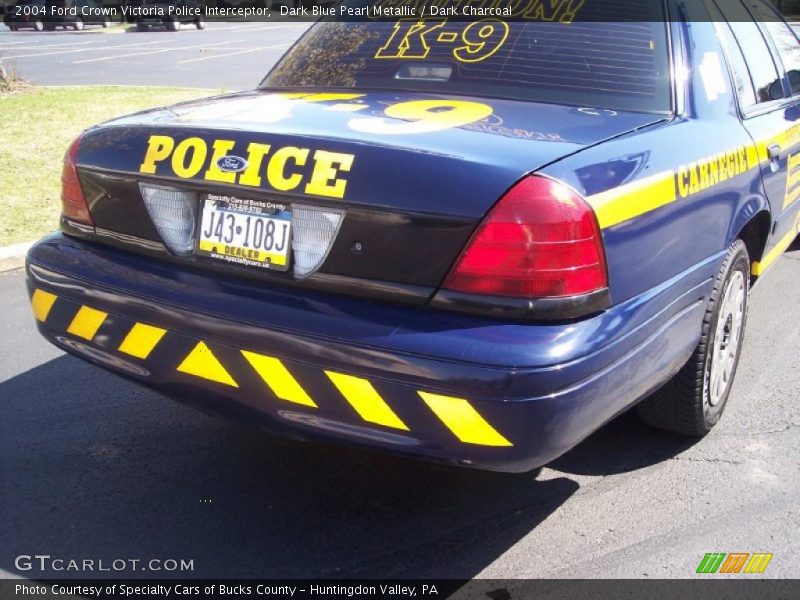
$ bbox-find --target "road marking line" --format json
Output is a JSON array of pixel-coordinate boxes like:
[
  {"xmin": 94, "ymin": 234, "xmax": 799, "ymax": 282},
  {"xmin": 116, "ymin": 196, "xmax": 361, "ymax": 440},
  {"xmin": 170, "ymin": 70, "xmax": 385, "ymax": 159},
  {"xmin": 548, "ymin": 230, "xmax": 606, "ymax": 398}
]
[
  {"xmin": 3, "ymin": 40, "xmax": 163, "ymax": 60},
  {"xmin": 178, "ymin": 44, "xmax": 289, "ymax": 64},
  {"xmin": 74, "ymin": 40, "xmax": 240, "ymax": 64}
]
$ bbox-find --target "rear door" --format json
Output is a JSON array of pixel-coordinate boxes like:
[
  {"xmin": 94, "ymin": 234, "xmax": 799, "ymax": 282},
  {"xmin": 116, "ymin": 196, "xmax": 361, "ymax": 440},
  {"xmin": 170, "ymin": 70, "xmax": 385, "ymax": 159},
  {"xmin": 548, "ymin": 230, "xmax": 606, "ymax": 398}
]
[{"xmin": 712, "ymin": 0, "xmax": 800, "ymax": 270}]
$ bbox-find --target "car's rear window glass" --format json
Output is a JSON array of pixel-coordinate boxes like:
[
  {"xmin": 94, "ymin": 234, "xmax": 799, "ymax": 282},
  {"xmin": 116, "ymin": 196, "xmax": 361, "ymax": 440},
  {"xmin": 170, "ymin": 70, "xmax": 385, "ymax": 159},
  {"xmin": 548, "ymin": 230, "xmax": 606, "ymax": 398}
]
[{"xmin": 261, "ymin": 1, "xmax": 671, "ymax": 114}]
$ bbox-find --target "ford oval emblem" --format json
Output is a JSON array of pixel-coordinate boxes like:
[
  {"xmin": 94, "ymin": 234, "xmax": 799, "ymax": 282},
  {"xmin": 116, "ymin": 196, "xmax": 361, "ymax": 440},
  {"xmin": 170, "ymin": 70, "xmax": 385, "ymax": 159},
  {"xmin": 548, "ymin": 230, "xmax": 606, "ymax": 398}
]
[{"xmin": 217, "ymin": 155, "xmax": 248, "ymax": 173}]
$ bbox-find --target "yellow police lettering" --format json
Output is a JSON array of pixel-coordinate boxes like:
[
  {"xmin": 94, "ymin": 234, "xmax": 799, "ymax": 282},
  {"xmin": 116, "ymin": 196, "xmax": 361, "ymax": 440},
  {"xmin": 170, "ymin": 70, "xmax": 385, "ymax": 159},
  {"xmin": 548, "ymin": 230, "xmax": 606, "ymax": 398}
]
[
  {"xmin": 138, "ymin": 135, "xmax": 355, "ymax": 199},
  {"xmin": 267, "ymin": 146, "xmax": 309, "ymax": 191},
  {"xmin": 172, "ymin": 137, "xmax": 207, "ymax": 179},
  {"xmin": 305, "ymin": 150, "xmax": 355, "ymax": 199},
  {"xmin": 204, "ymin": 139, "xmax": 237, "ymax": 184},
  {"xmin": 238, "ymin": 142, "xmax": 271, "ymax": 187},
  {"xmin": 140, "ymin": 135, "xmax": 175, "ymax": 174}
]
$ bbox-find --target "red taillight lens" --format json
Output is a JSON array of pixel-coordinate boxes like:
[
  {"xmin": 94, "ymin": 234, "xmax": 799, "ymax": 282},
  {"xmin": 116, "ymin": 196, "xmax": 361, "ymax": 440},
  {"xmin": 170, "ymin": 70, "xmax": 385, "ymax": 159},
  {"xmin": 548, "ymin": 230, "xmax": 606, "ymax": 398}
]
[
  {"xmin": 61, "ymin": 135, "xmax": 93, "ymax": 226},
  {"xmin": 444, "ymin": 176, "xmax": 607, "ymax": 298}
]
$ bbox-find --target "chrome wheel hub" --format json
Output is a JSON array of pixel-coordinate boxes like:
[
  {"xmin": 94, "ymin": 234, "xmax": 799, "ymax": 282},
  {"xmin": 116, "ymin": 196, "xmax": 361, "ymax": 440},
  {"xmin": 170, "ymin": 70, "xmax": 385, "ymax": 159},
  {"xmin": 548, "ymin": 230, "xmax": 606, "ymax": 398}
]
[{"xmin": 707, "ymin": 271, "xmax": 746, "ymax": 408}]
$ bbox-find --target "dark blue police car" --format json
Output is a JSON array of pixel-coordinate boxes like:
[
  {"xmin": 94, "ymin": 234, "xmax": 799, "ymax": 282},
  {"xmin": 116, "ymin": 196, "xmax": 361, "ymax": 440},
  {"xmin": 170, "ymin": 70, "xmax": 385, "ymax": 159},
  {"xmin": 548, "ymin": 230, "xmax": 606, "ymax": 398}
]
[{"xmin": 26, "ymin": 0, "xmax": 800, "ymax": 471}]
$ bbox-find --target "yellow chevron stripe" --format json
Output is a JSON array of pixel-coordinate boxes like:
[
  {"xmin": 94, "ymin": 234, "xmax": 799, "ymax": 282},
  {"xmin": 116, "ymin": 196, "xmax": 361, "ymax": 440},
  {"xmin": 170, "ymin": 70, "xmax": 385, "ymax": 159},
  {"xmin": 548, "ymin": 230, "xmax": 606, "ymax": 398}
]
[
  {"xmin": 325, "ymin": 371, "xmax": 409, "ymax": 430},
  {"xmin": 119, "ymin": 323, "xmax": 167, "ymax": 359},
  {"xmin": 418, "ymin": 391, "xmax": 512, "ymax": 447},
  {"xmin": 31, "ymin": 289, "xmax": 57, "ymax": 323},
  {"xmin": 67, "ymin": 306, "xmax": 108, "ymax": 341},
  {"xmin": 177, "ymin": 341, "xmax": 238, "ymax": 388},
  {"xmin": 242, "ymin": 350, "xmax": 317, "ymax": 407},
  {"xmin": 586, "ymin": 170, "xmax": 677, "ymax": 229}
]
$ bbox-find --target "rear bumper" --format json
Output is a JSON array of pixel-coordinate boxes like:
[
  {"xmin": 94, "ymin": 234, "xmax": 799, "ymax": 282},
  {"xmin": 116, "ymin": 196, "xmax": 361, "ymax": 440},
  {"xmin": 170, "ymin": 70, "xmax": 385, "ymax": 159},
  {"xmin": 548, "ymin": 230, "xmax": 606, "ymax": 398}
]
[{"xmin": 26, "ymin": 233, "xmax": 718, "ymax": 472}]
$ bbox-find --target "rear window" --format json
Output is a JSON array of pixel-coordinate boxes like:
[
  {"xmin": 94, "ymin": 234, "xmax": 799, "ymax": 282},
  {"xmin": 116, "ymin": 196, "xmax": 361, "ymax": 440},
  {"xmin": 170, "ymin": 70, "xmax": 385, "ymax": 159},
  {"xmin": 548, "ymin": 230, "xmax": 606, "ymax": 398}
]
[{"xmin": 261, "ymin": 0, "xmax": 671, "ymax": 114}]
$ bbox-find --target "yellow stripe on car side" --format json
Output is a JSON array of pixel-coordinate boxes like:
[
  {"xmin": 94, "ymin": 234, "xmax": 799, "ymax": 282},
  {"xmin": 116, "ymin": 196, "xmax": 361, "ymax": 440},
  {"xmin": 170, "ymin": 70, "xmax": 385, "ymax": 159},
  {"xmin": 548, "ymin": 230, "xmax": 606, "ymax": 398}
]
[
  {"xmin": 31, "ymin": 289, "xmax": 57, "ymax": 323},
  {"xmin": 118, "ymin": 323, "xmax": 167, "ymax": 359},
  {"xmin": 587, "ymin": 170, "xmax": 677, "ymax": 230},
  {"xmin": 418, "ymin": 391, "xmax": 512, "ymax": 447},
  {"xmin": 751, "ymin": 217, "xmax": 800, "ymax": 276},
  {"xmin": 67, "ymin": 306, "xmax": 108, "ymax": 341},
  {"xmin": 177, "ymin": 341, "xmax": 239, "ymax": 388},
  {"xmin": 241, "ymin": 350, "xmax": 317, "ymax": 407},
  {"xmin": 325, "ymin": 371, "xmax": 409, "ymax": 431}
]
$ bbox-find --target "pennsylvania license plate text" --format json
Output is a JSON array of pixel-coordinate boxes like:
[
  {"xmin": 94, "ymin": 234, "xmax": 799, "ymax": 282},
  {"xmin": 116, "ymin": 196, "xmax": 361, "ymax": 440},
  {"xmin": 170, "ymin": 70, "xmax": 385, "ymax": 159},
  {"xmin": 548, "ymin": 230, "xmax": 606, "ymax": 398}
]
[{"xmin": 197, "ymin": 195, "xmax": 291, "ymax": 270}]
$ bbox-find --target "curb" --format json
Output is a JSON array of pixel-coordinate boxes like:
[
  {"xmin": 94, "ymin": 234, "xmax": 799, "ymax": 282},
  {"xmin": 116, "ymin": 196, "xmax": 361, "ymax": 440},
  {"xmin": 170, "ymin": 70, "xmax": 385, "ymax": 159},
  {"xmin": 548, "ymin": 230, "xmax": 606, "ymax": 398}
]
[{"xmin": 0, "ymin": 241, "xmax": 33, "ymax": 273}]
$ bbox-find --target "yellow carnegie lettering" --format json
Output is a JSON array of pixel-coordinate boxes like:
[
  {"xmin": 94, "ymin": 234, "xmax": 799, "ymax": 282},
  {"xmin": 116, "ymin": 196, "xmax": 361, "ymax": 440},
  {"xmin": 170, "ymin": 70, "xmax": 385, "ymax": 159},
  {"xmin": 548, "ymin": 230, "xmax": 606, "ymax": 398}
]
[
  {"xmin": 140, "ymin": 135, "xmax": 175, "ymax": 174},
  {"xmin": 675, "ymin": 144, "xmax": 751, "ymax": 199},
  {"xmin": 677, "ymin": 166, "xmax": 690, "ymax": 198},
  {"xmin": 305, "ymin": 150, "xmax": 355, "ymax": 199},
  {"xmin": 138, "ymin": 135, "xmax": 354, "ymax": 199},
  {"xmin": 267, "ymin": 146, "xmax": 309, "ymax": 192},
  {"xmin": 238, "ymin": 142, "xmax": 271, "ymax": 187},
  {"xmin": 171, "ymin": 137, "xmax": 207, "ymax": 178},
  {"xmin": 204, "ymin": 139, "xmax": 238, "ymax": 183}
]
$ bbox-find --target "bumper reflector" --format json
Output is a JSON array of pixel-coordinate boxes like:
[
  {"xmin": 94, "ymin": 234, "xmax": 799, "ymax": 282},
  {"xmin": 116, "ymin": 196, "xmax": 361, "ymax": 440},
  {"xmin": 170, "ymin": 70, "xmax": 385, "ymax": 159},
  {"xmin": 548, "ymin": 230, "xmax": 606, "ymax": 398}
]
[
  {"xmin": 242, "ymin": 350, "xmax": 317, "ymax": 407},
  {"xmin": 325, "ymin": 371, "xmax": 410, "ymax": 431},
  {"xmin": 139, "ymin": 183, "xmax": 198, "ymax": 256},
  {"xmin": 67, "ymin": 306, "xmax": 108, "ymax": 341},
  {"xmin": 291, "ymin": 205, "xmax": 344, "ymax": 278},
  {"xmin": 119, "ymin": 323, "xmax": 167, "ymax": 360},
  {"xmin": 419, "ymin": 391, "xmax": 512, "ymax": 447},
  {"xmin": 31, "ymin": 289, "xmax": 57, "ymax": 323},
  {"xmin": 177, "ymin": 341, "xmax": 239, "ymax": 388}
]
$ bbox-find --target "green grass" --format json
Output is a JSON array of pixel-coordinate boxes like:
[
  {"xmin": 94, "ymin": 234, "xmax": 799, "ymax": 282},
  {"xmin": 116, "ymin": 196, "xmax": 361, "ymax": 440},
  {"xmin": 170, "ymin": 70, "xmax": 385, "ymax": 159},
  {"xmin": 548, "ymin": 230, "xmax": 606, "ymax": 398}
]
[{"xmin": 0, "ymin": 86, "xmax": 220, "ymax": 246}]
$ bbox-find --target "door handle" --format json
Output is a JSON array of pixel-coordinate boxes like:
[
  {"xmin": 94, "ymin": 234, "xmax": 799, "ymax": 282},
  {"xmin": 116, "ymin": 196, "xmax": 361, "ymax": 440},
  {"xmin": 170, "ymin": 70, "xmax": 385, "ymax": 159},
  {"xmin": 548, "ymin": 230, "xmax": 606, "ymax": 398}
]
[{"xmin": 767, "ymin": 143, "xmax": 781, "ymax": 160}]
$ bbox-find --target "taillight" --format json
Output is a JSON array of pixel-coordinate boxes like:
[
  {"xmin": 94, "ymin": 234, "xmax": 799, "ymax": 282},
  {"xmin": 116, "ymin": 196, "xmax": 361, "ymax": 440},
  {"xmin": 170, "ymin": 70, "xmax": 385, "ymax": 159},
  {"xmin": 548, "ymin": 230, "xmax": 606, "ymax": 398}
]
[
  {"xmin": 443, "ymin": 176, "xmax": 607, "ymax": 299},
  {"xmin": 61, "ymin": 135, "xmax": 93, "ymax": 226}
]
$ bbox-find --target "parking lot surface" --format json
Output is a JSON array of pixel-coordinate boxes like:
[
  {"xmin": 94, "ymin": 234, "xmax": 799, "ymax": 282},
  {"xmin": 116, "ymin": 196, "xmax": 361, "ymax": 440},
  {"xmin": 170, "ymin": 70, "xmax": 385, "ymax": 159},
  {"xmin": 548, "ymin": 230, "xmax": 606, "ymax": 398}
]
[
  {"xmin": 0, "ymin": 240, "xmax": 798, "ymax": 579},
  {"xmin": 0, "ymin": 21, "xmax": 309, "ymax": 89}
]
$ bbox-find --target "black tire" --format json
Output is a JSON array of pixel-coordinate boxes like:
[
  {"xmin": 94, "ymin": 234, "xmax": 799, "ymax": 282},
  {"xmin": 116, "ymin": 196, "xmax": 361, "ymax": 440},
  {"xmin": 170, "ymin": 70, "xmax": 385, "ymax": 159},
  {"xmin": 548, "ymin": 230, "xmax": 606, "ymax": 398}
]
[
  {"xmin": 165, "ymin": 18, "xmax": 178, "ymax": 32},
  {"xmin": 136, "ymin": 21, "xmax": 148, "ymax": 32},
  {"xmin": 637, "ymin": 239, "xmax": 750, "ymax": 436},
  {"xmin": 102, "ymin": 17, "xmax": 111, "ymax": 28},
  {"xmin": 33, "ymin": 19, "xmax": 44, "ymax": 31},
  {"xmin": 195, "ymin": 16, "xmax": 206, "ymax": 30},
  {"xmin": 73, "ymin": 17, "xmax": 84, "ymax": 31}
]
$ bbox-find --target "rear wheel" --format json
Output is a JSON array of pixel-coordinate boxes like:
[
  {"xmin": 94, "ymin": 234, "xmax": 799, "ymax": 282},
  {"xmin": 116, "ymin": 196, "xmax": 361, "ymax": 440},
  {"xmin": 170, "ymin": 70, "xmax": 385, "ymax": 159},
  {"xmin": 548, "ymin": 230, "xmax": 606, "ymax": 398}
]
[
  {"xmin": 637, "ymin": 240, "xmax": 750, "ymax": 435},
  {"xmin": 102, "ymin": 17, "xmax": 111, "ymax": 28},
  {"xmin": 73, "ymin": 17, "xmax": 84, "ymax": 31},
  {"xmin": 165, "ymin": 18, "xmax": 178, "ymax": 32},
  {"xmin": 195, "ymin": 16, "xmax": 206, "ymax": 30}
]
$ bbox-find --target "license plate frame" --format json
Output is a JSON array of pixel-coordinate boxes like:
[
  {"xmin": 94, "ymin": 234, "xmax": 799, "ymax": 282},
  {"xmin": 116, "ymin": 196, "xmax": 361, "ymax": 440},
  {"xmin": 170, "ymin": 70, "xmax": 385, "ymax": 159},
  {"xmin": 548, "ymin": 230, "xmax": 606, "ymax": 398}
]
[{"xmin": 196, "ymin": 193, "xmax": 292, "ymax": 272}]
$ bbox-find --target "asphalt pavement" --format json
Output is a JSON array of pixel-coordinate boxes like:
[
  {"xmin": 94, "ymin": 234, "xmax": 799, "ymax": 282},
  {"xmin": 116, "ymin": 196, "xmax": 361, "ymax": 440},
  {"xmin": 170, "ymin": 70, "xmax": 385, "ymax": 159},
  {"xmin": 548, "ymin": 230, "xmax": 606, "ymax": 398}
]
[
  {"xmin": 0, "ymin": 21, "xmax": 310, "ymax": 90},
  {"xmin": 0, "ymin": 239, "xmax": 798, "ymax": 580}
]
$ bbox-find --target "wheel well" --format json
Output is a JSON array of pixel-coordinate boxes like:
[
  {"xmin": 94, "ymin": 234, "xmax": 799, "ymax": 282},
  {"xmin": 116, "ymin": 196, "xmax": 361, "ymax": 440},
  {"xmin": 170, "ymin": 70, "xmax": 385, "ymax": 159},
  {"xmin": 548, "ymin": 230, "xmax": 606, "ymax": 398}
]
[{"xmin": 736, "ymin": 210, "xmax": 771, "ymax": 281}]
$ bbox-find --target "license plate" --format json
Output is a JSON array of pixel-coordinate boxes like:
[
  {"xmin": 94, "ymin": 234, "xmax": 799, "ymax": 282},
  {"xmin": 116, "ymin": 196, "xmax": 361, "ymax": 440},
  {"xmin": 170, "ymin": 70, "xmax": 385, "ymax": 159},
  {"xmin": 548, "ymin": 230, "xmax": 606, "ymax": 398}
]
[{"xmin": 197, "ymin": 194, "xmax": 291, "ymax": 271}]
